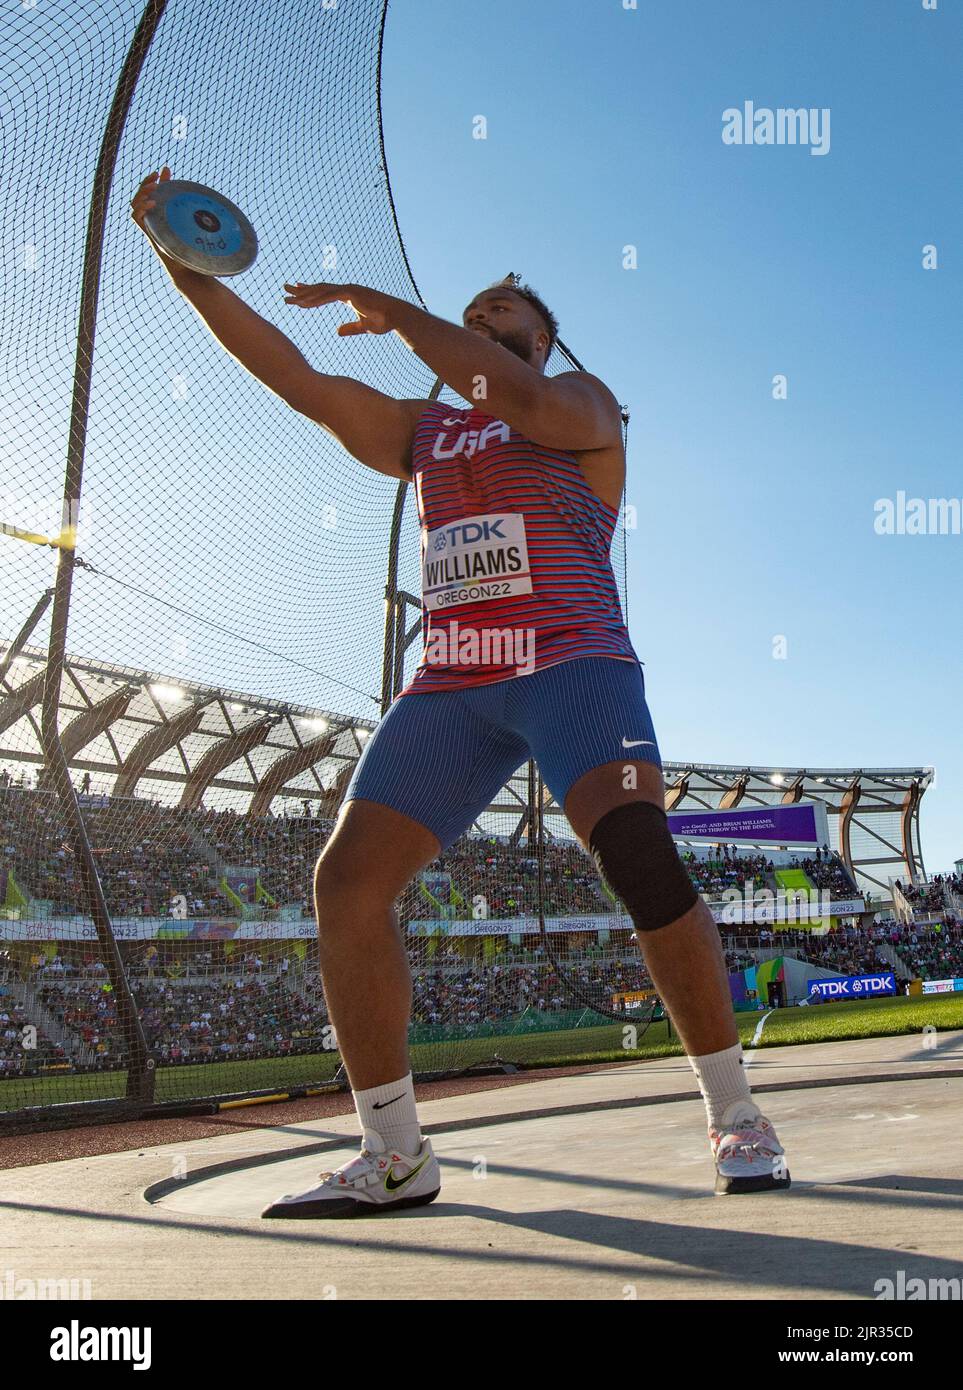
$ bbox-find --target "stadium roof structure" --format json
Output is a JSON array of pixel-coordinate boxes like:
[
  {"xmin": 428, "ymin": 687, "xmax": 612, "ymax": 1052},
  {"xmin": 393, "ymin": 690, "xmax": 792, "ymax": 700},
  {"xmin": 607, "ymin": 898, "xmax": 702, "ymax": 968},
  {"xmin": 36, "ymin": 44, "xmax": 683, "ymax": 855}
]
[
  {"xmin": 535, "ymin": 760, "xmax": 933, "ymax": 903},
  {"xmin": 0, "ymin": 646, "xmax": 375, "ymax": 818},
  {"xmin": 0, "ymin": 647, "xmax": 933, "ymax": 901}
]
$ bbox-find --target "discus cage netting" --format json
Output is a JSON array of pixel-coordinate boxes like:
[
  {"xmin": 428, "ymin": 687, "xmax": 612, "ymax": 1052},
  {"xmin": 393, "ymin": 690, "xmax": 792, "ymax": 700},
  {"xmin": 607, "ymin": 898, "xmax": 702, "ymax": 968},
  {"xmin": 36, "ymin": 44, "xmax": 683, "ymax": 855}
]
[{"xmin": 0, "ymin": 0, "xmax": 646, "ymax": 1131}]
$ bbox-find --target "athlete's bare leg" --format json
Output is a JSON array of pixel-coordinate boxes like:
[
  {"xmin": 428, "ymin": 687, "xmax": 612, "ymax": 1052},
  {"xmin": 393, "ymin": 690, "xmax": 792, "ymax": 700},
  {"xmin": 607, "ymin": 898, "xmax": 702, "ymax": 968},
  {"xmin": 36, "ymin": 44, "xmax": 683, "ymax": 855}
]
[
  {"xmin": 313, "ymin": 798, "xmax": 441, "ymax": 1090},
  {"xmin": 564, "ymin": 761, "xmax": 738, "ymax": 1057}
]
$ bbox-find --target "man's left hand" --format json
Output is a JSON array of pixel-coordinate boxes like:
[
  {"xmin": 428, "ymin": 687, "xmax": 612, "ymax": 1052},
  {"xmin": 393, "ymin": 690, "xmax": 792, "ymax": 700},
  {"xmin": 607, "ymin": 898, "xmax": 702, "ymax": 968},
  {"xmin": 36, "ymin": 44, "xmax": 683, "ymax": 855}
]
[{"xmin": 282, "ymin": 281, "xmax": 401, "ymax": 337}]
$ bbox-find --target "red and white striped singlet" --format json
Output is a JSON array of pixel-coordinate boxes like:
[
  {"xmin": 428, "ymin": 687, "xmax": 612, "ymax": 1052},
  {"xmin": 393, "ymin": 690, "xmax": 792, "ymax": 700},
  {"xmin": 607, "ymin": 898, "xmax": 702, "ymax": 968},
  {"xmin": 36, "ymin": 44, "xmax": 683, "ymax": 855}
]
[{"xmin": 399, "ymin": 401, "xmax": 638, "ymax": 694}]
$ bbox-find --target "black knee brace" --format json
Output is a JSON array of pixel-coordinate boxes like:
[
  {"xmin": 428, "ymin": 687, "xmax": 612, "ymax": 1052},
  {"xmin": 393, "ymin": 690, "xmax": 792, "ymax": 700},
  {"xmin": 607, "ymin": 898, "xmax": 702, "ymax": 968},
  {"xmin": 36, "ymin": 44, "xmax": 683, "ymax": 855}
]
[{"xmin": 588, "ymin": 801, "xmax": 698, "ymax": 932}]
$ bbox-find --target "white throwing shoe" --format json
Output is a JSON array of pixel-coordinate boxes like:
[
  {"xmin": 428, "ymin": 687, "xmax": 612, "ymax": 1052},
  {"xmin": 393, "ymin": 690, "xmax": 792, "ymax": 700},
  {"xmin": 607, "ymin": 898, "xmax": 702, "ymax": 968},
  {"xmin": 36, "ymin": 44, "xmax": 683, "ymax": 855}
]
[
  {"xmin": 261, "ymin": 1136, "xmax": 441, "ymax": 1219},
  {"xmin": 710, "ymin": 1102, "xmax": 791, "ymax": 1195}
]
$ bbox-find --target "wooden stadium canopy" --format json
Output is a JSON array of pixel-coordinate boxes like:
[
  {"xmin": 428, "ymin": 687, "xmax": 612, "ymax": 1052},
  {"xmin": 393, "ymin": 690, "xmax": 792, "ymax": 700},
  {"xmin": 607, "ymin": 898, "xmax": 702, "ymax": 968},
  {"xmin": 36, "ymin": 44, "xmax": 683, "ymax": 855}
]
[{"xmin": 0, "ymin": 644, "xmax": 934, "ymax": 899}]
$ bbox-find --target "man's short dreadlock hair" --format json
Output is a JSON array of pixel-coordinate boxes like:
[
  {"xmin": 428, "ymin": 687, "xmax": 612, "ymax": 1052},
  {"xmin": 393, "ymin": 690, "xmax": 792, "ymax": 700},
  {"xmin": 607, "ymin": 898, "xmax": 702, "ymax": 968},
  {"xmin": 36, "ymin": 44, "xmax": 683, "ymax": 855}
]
[{"xmin": 488, "ymin": 275, "xmax": 559, "ymax": 358}]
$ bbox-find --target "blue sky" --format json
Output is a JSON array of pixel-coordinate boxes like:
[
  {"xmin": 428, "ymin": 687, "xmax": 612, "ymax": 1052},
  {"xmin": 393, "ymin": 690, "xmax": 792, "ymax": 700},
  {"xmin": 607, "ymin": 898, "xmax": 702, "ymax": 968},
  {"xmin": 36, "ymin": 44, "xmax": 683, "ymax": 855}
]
[{"xmin": 381, "ymin": 0, "xmax": 962, "ymax": 871}]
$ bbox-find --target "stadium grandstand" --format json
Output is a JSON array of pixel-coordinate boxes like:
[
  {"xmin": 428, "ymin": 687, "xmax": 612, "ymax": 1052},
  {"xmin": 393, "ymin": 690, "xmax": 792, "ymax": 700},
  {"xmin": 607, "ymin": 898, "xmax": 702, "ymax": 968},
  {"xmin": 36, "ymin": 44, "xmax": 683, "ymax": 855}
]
[
  {"xmin": 2, "ymin": 698, "xmax": 959, "ymax": 1123},
  {"xmin": 0, "ymin": 645, "xmax": 934, "ymax": 894}
]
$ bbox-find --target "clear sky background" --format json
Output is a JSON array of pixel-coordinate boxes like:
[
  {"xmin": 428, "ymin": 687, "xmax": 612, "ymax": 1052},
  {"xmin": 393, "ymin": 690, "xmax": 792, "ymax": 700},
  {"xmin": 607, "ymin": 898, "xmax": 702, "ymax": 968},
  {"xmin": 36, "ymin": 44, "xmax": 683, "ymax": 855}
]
[{"xmin": 381, "ymin": 0, "xmax": 962, "ymax": 872}]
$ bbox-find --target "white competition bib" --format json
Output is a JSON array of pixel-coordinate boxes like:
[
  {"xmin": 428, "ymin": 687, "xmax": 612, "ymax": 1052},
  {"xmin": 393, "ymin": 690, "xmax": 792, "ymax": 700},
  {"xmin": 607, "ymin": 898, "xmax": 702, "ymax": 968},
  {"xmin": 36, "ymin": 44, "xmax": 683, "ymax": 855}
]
[{"xmin": 422, "ymin": 512, "xmax": 532, "ymax": 611}]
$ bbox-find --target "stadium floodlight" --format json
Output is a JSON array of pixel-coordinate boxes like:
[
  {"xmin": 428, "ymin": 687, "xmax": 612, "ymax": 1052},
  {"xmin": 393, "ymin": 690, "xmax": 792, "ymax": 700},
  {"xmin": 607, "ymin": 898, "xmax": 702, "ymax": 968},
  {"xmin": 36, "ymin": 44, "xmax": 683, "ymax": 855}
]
[
  {"xmin": 304, "ymin": 717, "xmax": 328, "ymax": 732},
  {"xmin": 354, "ymin": 727, "xmax": 370, "ymax": 741},
  {"xmin": 229, "ymin": 702, "xmax": 244, "ymax": 712},
  {"xmin": 151, "ymin": 683, "xmax": 186, "ymax": 703},
  {"xmin": 770, "ymin": 773, "xmax": 785, "ymax": 785}
]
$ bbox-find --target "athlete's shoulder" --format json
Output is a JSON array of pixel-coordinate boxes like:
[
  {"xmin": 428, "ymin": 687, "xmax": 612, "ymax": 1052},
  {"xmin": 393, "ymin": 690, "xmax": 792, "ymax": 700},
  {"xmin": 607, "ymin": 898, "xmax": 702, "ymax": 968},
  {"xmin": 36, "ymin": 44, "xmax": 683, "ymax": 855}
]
[
  {"xmin": 528, "ymin": 371, "xmax": 623, "ymax": 453},
  {"xmin": 549, "ymin": 370, "xmax": 621, "ymax": 412}
]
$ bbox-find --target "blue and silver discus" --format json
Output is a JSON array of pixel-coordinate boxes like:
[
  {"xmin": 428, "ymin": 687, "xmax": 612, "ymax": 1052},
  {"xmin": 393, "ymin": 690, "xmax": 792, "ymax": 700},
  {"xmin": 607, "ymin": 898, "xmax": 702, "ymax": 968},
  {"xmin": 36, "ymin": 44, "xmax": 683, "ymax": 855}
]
[{"xmin": 142, "ymin": 179, "xmax": 258, "ymax": 276}]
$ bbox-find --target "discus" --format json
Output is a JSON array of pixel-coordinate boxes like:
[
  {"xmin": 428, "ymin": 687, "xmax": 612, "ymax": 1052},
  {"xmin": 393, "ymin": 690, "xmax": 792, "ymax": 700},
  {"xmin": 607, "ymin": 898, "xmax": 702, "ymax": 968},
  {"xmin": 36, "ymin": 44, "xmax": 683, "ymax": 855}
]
[{"xmin": 142, "ymin": 179, "xmax": 258, "ymax": 276}]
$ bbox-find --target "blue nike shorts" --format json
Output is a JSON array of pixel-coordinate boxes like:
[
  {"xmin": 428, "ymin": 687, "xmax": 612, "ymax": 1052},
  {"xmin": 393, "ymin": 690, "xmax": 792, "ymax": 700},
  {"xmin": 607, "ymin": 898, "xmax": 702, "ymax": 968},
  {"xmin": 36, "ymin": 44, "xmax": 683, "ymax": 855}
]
[{"xmin": 342, "ymin": 656, "xmax": 662, "ymax": 852}]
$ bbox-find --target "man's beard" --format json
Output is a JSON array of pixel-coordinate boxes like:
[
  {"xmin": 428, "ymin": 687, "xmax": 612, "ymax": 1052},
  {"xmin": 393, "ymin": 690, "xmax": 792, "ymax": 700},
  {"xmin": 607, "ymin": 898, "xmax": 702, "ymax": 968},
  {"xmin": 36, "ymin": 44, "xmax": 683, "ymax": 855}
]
[{"xmin": 488, "ymin": 326, "xmax": 537, "ymax": 365}]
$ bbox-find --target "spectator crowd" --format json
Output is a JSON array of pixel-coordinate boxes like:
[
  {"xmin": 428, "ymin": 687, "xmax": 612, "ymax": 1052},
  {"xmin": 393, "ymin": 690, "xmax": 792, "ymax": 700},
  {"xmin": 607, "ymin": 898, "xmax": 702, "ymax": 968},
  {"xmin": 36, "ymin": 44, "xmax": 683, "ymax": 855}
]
[
  {"xmin": 1, "ymin": 781, "xmax": 961, "ymax": 1082},
  {"xmin": 2, "ymin": 783, "xmax": 870, "ymax": 927},
  {"xmin": 895, "ymin": 873, "xmax": 963, "ymax": 914}
]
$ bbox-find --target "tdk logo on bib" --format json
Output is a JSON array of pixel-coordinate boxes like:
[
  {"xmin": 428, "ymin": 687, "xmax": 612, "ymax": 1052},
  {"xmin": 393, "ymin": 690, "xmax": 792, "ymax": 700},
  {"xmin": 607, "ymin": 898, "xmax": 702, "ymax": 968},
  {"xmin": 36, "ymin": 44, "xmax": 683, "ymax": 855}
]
[
  {"xmin": 422, "ymin": 512, "xmax": 532, "ymax": 610},
  {"xmin": 444, "ymin": 519, "xmax": 506, "ymax": 544}
]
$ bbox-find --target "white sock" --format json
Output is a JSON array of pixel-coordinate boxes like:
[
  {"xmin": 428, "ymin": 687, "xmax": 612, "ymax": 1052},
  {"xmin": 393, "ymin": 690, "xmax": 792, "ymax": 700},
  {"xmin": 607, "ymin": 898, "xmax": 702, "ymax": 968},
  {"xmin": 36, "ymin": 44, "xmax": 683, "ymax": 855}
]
[
  {"xmin": 687, "ymin": 1042, "xmax": 754, "ymax": 1130},
  {"xmin": 353, "ymin": 1073, "xmax": 421, "ymax": 1156}
]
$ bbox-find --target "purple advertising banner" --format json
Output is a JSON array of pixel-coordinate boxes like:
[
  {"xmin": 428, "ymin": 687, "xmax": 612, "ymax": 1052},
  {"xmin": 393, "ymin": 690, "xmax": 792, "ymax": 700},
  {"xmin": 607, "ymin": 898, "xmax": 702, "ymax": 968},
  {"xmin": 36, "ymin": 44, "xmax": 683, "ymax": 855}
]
[{"xmin": 667, "ymin": 801, "xmax": 828, "ymax": 847}]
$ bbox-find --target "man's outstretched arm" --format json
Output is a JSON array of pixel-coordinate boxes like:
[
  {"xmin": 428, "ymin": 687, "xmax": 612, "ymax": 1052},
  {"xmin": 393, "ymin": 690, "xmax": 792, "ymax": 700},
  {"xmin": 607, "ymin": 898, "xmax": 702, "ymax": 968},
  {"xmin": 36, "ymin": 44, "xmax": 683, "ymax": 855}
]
[
  {"xmin": 282, "ymin": 280, "xmax": 622, "ymax": 451},
  {"xmin": 131, "ymin": 171, "xmax": 424, "ymax": 479},
  {"xmin": 164, "ymin": 266, "xmax": 312, "ymax": 401},
  {"xmin": 152, "ymin": 265, "xmax": 422, "ymax": 478},
  {"xmin": 392, "ymin": 303, "xmax": 621, "ymax": 452}
]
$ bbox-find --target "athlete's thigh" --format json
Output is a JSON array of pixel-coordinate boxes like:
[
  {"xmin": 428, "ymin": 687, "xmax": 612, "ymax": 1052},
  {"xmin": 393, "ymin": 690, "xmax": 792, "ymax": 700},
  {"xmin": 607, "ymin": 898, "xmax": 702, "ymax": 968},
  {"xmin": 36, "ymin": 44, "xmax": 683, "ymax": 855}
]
[
  {"xmin": 511, "ymin": 656, "xmax": 665, "ymax": 846},
  {"xmin": 564, "ymin": 758, "xmax": 666, "ymax": 849},
  {"xmin": 339, "ymin": 685, "xmax": 530, "ymax": 855},
  {"xmin": 317, "ymin": 796, "xmax": 442, "ymax": 904}
]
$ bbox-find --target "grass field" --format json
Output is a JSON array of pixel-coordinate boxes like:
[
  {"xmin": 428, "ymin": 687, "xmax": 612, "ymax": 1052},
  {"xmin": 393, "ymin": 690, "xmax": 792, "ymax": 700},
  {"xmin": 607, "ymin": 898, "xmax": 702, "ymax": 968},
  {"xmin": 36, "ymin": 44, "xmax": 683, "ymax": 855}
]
[{"xmin": 3, "ymin": 993, "xmax": 961, "ymax": 1113}]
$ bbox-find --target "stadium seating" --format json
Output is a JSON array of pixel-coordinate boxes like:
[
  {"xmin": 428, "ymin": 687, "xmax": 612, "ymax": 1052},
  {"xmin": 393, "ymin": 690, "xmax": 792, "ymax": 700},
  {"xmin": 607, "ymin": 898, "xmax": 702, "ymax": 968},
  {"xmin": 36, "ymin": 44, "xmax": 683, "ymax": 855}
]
[{"xmin": 2, "ymin": 782, "xmax": 961, "ymax": 1077}]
